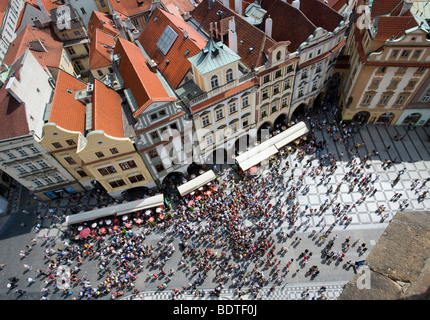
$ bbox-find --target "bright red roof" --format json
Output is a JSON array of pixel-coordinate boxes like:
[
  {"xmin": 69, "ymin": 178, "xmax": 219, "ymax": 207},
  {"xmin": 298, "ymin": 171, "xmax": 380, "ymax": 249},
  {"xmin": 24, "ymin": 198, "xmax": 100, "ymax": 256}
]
[
  {"xmin": 114, "ymin": 37, "xmax": 176, "ymax": 118},
  {"xmin": 92, "ymin": 79, "xmax": 124, "ymax": 138},
  {"xmin": 48, "ymin": 69, "xmax": 87, "ymax": 134},
  {"xmin": 89, "ymin": 28, "xmax": 115, "ymax": 70},
  {"xmin": 138, "ymin": 7, "xmax": 207, "ymax": 89},
  {"xmin": 87, "ymin": 11, "xmax": 120, "ymax": 39}
]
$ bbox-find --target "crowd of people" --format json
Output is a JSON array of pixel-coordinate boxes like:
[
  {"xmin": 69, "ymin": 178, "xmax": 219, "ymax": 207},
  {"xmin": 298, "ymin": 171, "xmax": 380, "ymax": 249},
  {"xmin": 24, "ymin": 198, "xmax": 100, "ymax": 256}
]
[{"xmin": 2, "ymin": 98, "xmax": 429, "ymax": 301}]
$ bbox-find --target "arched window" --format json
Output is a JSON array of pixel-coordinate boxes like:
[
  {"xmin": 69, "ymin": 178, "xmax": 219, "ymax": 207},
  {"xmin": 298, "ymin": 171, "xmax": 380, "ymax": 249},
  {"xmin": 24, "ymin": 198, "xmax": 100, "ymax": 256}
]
[
  {"xmin": 226, "ymin": 69, "xmax": 233, "ymax": 83},
  {"xmin": 211, "ymin": 75, "xmax": 219, "ymax": 90}
]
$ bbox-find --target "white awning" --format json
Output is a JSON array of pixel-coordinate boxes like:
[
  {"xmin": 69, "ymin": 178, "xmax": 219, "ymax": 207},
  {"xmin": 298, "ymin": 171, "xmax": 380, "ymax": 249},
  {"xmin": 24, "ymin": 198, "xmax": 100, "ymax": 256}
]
[
  {"xmin": 235, "ymin": 121, "xmax": 309, "ymax": 171},
  {"xmin": 237, "ymin": 144, "xmax": 278, "ymax": 171},
  {"xmin": 116, "ymin": 194, "xmax": 164, "ymax": 216},
  {"xmin": 274, "ymin": 125, "xmax": 309, "ymax": 149},
  {"xmin": 177, "ymin": 170, "xmax": 216, "ymax": 196},
  {"xmin": 65, "ymin": 204, "xmax": 120, "ymax": 225},
  {"xmin": 65, "ymin": 194, "xmax": 164, "ymax": 225}
]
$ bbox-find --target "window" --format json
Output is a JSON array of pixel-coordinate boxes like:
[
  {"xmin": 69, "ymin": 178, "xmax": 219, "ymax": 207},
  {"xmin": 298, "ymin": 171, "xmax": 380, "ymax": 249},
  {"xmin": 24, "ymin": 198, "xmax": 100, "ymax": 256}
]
[
  {"xmin": 159, "ymin": 109, "xmax": 167, "ymax": 117},
  {"xmin": 80, "ymin": 7, "xmax": 86, "ymax": 14},
  {"xmin": 73, "ymin": 30, "xmax": 81, "ymax": 37},
  {"xmin": 282, "ymin": 97, "xmax": 289, "ymax": 108},
  {"xmin": 16, "ymin": 148, "xmax": 27, "ymax": 156},
  {"xmin": 362, "ymin": 95, "xmax": 372, "ymax": 105},
  {"xmin": 64, "ymin": 156, "xmax": 76, "ymax": 165},
  {"xmin": 377, "ymin": 66, "xmax": 386, "ymax": 73},
  {"xmin": 99, "ymin": 0, "xmax": 106, "ymax": 7},
  {"xmin": 52, "ymin": 142, "xmax": 62, "ymax": 149},
  {"xmin": 413, "ymin": 50, "xmax": 422, "ymax": 58},
  {"xmin": 416, "ymin": 67, "xmax": 425, "ymax": 74},
  {"xmin": 231, "ymin": 122, "xmax": 238, "ymax": 133},
  {"xmin": 205, "ymin": 134, "xmax": 214, "ymax": 146},
  {"xmin": 26, "ymin": 163, "xmax": 38, "ymax": 171},
  {"xmin": 229, "ymin": 102, "xmax": 237, "ymax": 115},
  {"xmin": 129, "ymin": 174, "xmax": 145, "ymax": 183},
  {"xmin": 43, "ymin": 177, "xmax": 53, "ymax": 184},
  {"xmin": 98, "ymin": 165, "xmax": 117, "ymax": 176},
  {"xmin": 263, "ymin": 75, "xmax": 270, "ymax": 84},
  {"xmin": 6, "ymin": 151, "xmax": 16, "ymax": 159},
  {"xmin": 261, "ymin": 108, "xmax": 267, "ymax": 118},
  {"xmin": 29, "ymin": 145, "xmax": 39, "ymax": 154},
  {"xmin": 287, "ymin": 65, "xmax": 294, "ymax": 73},
  {"xmin": 271, "ymin": 104, "xmax": 277, "ymax": 114},
  {"xmin": 97, "ymin": 70, "xmax": 103, "ymax": 77},
  {"xmin": 262, "ymin": 88, "xmax": 269, "ymax": 100},
  {"xmin": 284, "ymin": 79, "xmax": 290, "ymax": 90},
  {"xmin": 155, "ymin": 163, "xmax": 165, "ymax": 173},
  {"xmin": 298, "ymin": 86, "xmax": 304, "ymax": 98},
  {"xmin": 202, "ymin": 115, "xmax": 210, "ymax": 128},
  {"xmin": 301, "ymin": 69, "xmax": 308, "ymax": 79},
  {"xmin": 76, "ymin": 169, "xmax": 88, "ymax": 177},
  {"xmin": 156, "ymin": 26, "xmax": 178, "ymax": 56},
  {"xmin": 36, "ymin": 160, "xmax": 48, "ymax": 169},
  {"xmin": 389, "ymin": 80, "xmax": 399, "ymax": 89},
  {"xmin": 210, "ymin": 75, "xmax": 219, "ymax": 90},
  {"xmin": 396, "ymin": 95, "xmax": 406, "ymax": 105},
  {"xmin": 401, "ymin": 50, "xmax": 410, "ymax": 57},
  {"xmin": 170, "ymin": 123, "xmax": 178, "ymax": 130},
  {"xmin": 14, "ymin": 165, "xmax": 27, "ymax": 174},
  {"xmin": 215, "ymin": 108, "xmax": 224, "ymax": 121},
  {"xmin": 110, "ymin": 148, "xmax": 119, "ymax": 154},
  {"xmin": 119, "ymin": 160, "xmax": 137, "ymax": 171},
  {"xmin": 31, "ymin": 179, "xmax": 43, "ymax": 187},
  {"xmin": 148, "ymin": 150, "xmax": 158, "ymax": 159},
  {"xmin": 407, "ymin": 81, "xmax": 416, "ymax": 89},
  {"xmin": 95, "ymin": 151, "xmax": 105, "ymax": 158},
  {"xmin": 397, "ymin": 67, "xmax": 406, "ymax": 73},
  {"xmin": 66, "ymin": 139, "xmax": 76, "ymax": 146},
  {"xmin": 226, "ymin": 69, "xmax": 233, "ymax": 83},
  {"xmin": 53, "ymin": 174, "xmax": 63, "ymax": 182},
  {"xmin": 149, "ymin": 131, "xmax": 158, "ymax": 142},
  {"xmin": 109, "ymin": 179, "xmax": 126, "ymax": 188},
  {"xmin": 242, "ymin": 116, "xmax": 249, "ymax": 128},
  {"xmin": 379, "ymin": 95, "xmax": 390, "ymax": 105},
  {"xmin": 370, "ymin": 79, "xmax": 380, "ymax": 88},
  {"xmin": 391, "ymin": 50, "xmax": 399, "ymax": 57},
  {"xmin": 132, "ymin": 18, "xmax": 139, "ymax": 27},
  {"xmin": 150, "ymin": 113, "xmax": 158, "ymax": 121},
  {"xmin": 275, "ymin": 70, "xmax": 282, "ymax": 78},
  {"xmin": 242, "ymin": 96, "xmax": 249, "ymax": 108},
  {"xmin": 67, "ymin": 47, "xmax": 76, "ymax": 55},
  {"xmin": 273, "ymin": 84, "xmax": 280, "ymax": 95},
  {"xmin": 421, "ymin": 93, "xmax": 430, "ymax": 103}
]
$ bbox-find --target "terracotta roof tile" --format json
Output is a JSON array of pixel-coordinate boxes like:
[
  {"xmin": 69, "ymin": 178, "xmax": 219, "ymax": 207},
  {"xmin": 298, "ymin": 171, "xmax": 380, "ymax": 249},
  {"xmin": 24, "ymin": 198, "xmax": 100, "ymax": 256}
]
[
  {"xmin": 138, "ymin": 7, "xmax": 207, "ymax": 89},
  {"xmin": 114, "ymin": 37, "xmax": 176, "ymax": 118},
  {"xmin": 88, "ymin": 11, "xmax": 120, "ymax": 39},
  {"xmin": 89, "ymin": 29, "xmax": 115, "ymax": 70},
  {"xmin": 49, "ymin": 69, "xmax": 87, "ymax": 133},
  {"xmin": 3, "ymin": 25, "xmax": 64, "ymax": 70},
  {"xmin": 374, "ymin": 15, "xmax": 418, "ymax": 41},
  {"xmin": 109, "ymin": 0, "xmax": 151, "ymax": 17},
  {"xmin": 369, "ymin": 0, "xmax": 406, "ymax": 18},
  {"xmin": 191, "ymin": 0, "xmax": 276, "ymax": 69},
  {"xmin": 92, "ymin": 79, "xmax": 124, "ymax": 137},
  {"xmin": 162, "ymin": 0, "xmax": 196, "ymax": 15}
]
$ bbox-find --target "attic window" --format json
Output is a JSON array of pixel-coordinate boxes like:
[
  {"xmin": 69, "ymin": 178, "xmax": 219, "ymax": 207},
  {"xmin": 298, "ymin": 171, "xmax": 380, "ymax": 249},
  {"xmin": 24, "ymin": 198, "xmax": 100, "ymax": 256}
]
[
  {"xmin": 184, "ymin": 49, "xmax": 190, "ymax": 56},
  {"xmin": 157, "ymin": 26, "xmax": 178, "ymax": 56},
  {"xmin": 67, "ymin": 89, "xmax": 73, "ymax": 94}
]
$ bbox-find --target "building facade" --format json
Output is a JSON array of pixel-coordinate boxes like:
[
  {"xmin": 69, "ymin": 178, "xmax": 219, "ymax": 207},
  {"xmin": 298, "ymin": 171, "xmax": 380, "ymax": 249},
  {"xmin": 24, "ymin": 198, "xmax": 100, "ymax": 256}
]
[
  {"xmin": 338, "ymin": 0, "xmax": 430, "ymax": 125},
  {"xmin": 0, "ymin": 0, "xmax": 25, "ymax": 64}
]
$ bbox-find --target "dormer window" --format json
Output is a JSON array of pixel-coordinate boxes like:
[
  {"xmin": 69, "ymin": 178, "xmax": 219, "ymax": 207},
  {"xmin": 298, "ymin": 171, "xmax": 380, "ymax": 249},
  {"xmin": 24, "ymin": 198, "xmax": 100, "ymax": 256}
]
[
  {"xmin": 226, "ymin": 69, "xmax": 233, "ymax": 83},
  {"xmin": 211, "ymin": 75, "xmax": 219, "ymax": 90}
]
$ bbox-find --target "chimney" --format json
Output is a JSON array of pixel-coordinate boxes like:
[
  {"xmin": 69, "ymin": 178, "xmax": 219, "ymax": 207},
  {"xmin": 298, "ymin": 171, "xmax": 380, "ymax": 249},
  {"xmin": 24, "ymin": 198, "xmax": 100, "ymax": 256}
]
[
  {"xmin": 228, "ymin": 17, "xmax": 238, "ymax": 53},
  {"xmin": 265, "ymin": 15, "xmax": 273, "ymax": 38},
  {"xmin": 399, "ymin": 1, "xmax": 413, "ymax": 16},
  {"xmin": 292, "ymin": 0, "xmax": 300, "ymax": 10},
  {"xmin": 235, "ymin": 0, "xmax": 242, "ymax": 15}
]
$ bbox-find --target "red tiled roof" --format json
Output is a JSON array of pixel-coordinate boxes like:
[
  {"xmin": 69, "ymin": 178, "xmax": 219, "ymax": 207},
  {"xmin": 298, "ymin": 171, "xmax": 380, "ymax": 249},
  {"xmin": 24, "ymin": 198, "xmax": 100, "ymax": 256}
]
[
  {"xmin": 87, "ymin": 11, "xmax": 120, "ymax": 39},
  {"xmin": 191, "ymin": 77, "xmax": 258, "ymax": 113},
  {"xmin": 0, "ymin": 86, "xmax": 28, "ymax": 140},
  {"xmin": 109, "ymin": 0, "xmax": 151, "ymax": 17},
  {"xmin": 162, "ymin": 0, "xmax": 196, "ymax": 15},
  {"xmin": 114, "ymin": 37, "xmax": 176, "ymax": 118},
  {"xmin": 26, "ymin": 0, "xmax": 58, "ymax": 12},
  {"xmin": 191, "ymin": 0, "xmax": 276, "ymax": 69},
  {"xmin": 3, "ymin": 25, "xmax": 63, "ymax": 70},
  {"xmin": 374, "ymin": 15, "xmax": 418, "ymax": 41},
  {"xmin": 48, "ymin": 69, "xmax": 87, "ymax": 133},
  {"xmin": 261, "ymin": 0, "xmax": 343, "ymax": 50},
  {"xmin": 92, "ymin": 79, "xmax": 124, "ymax": 138},
  {"xmin": 368, "ymin": 0, "xmax": 406, "ymax": 18},
  {"xmin": 89, "ymin": 29, "xmax": 115, "ymax": 70},
  {"xmin": 138, "ymin": 7, "xmax": 207, "ymax": 89}
]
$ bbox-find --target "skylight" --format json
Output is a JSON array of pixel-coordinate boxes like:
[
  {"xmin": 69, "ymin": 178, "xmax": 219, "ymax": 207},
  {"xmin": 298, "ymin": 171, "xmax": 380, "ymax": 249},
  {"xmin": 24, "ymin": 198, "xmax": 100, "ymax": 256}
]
[{"xmin": 156, "ymin": 26, "xmax": 178, "ymax": 56}]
